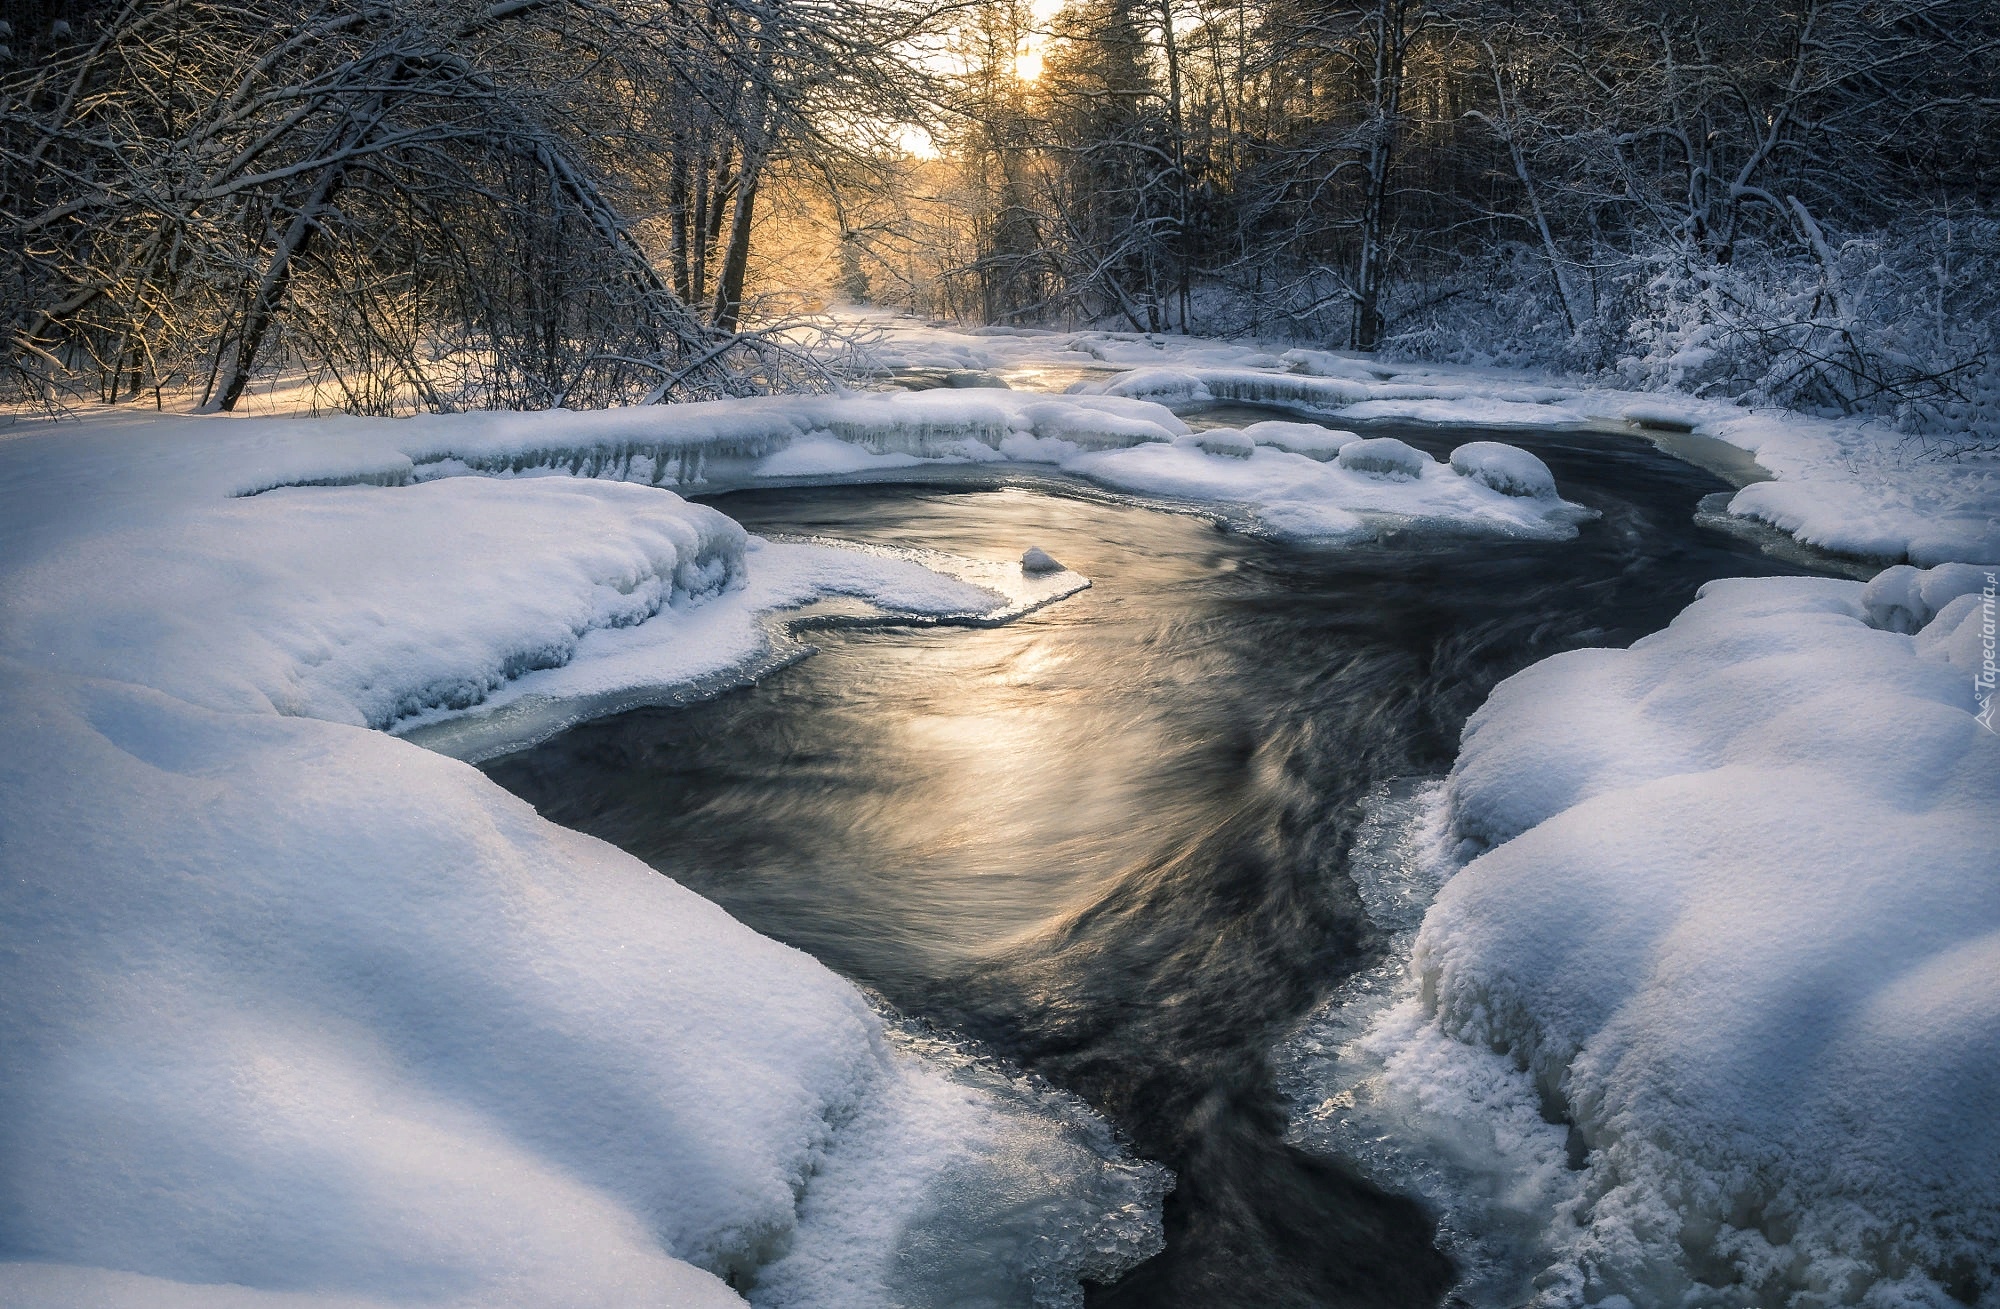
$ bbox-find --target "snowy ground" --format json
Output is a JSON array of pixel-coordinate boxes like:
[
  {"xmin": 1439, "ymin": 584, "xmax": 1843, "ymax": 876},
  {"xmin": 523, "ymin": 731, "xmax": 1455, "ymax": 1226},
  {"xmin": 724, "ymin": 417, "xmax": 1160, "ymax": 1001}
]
[
  {"xmin": 1282, "ymin": 567, "xmax": 2000, "ymax": 1308},
  {"xmin": 6, "ymin": 318, "xmax": 1996, "ymax": 1308},
  {"xmin": 834, "ymin": 312, "xmax": 2000, "ymax": 567},
  {"xmin": 0, "ymin": 410, "xmax": 1170, "ymax": 1308}
]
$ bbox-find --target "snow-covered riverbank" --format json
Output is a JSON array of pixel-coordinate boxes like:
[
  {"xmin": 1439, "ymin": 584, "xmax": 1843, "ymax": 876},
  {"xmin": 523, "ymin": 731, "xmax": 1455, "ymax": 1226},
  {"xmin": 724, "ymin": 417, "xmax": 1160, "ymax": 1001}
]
[
  {"xmin": 1285, "ymin": 566, "xmax": 2000, "ymax": 1307},
  {"xmin": 840, "ymin": 314, "xmax": 2000, "ymax": 567},
  {"xmin": 0, "ymin": 409, "xmax": 1176, "ymax": 1308},
  {"xmin": 4, "ymin": 337, "xmax": 1994, "ymax": 1308}
]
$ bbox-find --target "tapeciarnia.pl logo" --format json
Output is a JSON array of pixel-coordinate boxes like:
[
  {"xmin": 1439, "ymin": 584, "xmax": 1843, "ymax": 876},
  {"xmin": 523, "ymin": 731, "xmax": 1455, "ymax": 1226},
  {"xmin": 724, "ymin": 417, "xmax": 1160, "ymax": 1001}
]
[{"xmin": 1977, "ymin": 571, "xmax": 1997, "ymax": 733}]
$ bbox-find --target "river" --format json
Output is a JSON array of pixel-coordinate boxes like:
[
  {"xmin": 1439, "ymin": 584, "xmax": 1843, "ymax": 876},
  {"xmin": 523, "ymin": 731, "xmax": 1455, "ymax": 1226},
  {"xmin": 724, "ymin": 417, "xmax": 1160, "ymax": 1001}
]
[{"xmin": 485, "ymin": 421, "xmax": 1834, "ymax": 1307}]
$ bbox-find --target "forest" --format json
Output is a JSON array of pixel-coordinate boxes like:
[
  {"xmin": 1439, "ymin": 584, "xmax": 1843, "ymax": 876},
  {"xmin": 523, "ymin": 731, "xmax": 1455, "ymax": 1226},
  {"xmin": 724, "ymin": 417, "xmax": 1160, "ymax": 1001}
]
[{"xmin": 4, "ymin": 0, "xmax": 1997, "ymax": 435}]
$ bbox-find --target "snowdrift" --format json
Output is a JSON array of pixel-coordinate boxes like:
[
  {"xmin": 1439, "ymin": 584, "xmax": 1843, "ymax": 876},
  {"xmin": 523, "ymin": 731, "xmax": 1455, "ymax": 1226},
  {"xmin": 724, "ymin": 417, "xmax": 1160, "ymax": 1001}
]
[
  {"xmin": 1396, "ymin": 566, "xmax": 2000, "ymax": 1306},
  {"xmin": 0, "ymin": 413, "xmax": 1165, "ymax": 1308}
]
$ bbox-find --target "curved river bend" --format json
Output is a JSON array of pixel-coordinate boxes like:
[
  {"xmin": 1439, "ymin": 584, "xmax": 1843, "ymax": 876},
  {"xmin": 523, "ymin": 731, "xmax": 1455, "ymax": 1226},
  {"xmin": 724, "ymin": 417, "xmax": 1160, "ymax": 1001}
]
[{"xmin": 486, "ymin": 424, "xmax": 1835, "ymax": 1307}]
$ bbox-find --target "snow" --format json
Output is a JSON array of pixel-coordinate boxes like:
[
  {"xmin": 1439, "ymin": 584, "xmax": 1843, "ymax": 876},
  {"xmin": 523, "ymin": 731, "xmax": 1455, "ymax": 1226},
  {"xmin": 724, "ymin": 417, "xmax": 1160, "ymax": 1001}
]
[
  {"xmin": 213, "ymin": 386, "xmax": 1572, "ymax": 546},
  {"xmin": 1180, "ymin": 428, "xmax": 1256, "ymax": 458},
  {"xmin": 1240, "ymin": 419, "xmax": 1358, "ymax": 460},
  {"xmin": 1288, "ymin": 566, "xmax": 2000, "ymax": 1308},
  {"xmin": 0, "ymin": 409, "xmax": 1164, "ymax": 1308},
  {"xmin": 1449, "ymin": 441, "xmax": 1558, "ymax": 499},
  {"xmin": 1336, "ymin": 436, "xmax": 1430, "ymax": 480},
  {"xmin": 824, "ymin": 314, "xmax": 1999, "ymax": 568},
  {"xmin": 1021, "ymin": 546, "xmax": 1064, "ymax": 574},
  {"xmin": 1061, "ymin": 437, "xmax": 1587, "ymax": 544}
]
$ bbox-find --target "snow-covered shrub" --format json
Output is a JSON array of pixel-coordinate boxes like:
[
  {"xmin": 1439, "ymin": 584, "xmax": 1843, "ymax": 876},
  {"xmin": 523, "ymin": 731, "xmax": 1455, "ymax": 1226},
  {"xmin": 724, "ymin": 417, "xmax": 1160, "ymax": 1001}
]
[
  {"xmin": 1367, "ymin": 210, "xmax": 2000, "ymax": 458},
  {"xmin": 1614, "ymin": 214, "xmax": 2000, "ymax": 452}
]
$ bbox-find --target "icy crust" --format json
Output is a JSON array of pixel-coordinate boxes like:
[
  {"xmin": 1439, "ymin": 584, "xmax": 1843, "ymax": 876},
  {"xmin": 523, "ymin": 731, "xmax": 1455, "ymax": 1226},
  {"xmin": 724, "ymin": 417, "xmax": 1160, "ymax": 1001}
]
[
  {"xmin": 1388, "ymin": 568, "xmax": 2000, "ymax": 1307},
  {"xmin": 388, "ymin": 532, "xmax": 1083, "ymax": 765},
  {"xmin": 1279, "ymin": 781, "xmax": 1580, "ymax": 1309},
  {"xmin": 753, "ymin": 1020, "xmax": 1171, "ymax": 1309}
]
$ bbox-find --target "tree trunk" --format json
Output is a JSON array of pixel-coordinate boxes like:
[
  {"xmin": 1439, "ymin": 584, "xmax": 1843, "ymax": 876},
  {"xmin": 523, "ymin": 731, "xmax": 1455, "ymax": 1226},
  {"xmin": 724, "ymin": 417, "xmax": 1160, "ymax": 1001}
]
[
  {"xmin": 215, "ymin": 158, "xmax": 348, "ymax": 411},
  {"xmin": 710, "ymin": 158, "xmax": 761, "ymax": 332}
]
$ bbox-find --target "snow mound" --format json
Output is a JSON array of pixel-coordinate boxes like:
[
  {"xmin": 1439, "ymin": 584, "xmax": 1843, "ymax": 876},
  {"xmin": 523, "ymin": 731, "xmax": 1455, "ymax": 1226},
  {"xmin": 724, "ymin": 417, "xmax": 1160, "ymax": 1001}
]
[
  {"xmin": 1, "ymin": 477, "xmax": 1015, "ymax": 740},
  {"xmin": 1859, "ymin": 561, "xmax": 1994, "ymax": 633},
  {"xmin": 1176, "ymin": 428, "xmax": 1256, "ymax": 458},
  {"xmin": 1095, "ymin": 367, "xmax": 1215, "ymax": 406},
  {"xmin": 1061, "ymin": 437, "xmax": 1586, "ymax": 543},
  {"xmin": 1448, "ymin": 442, "xmax": 1557, "ymax": 499},
  {"xmin": 0, "ymin": 417, "xmax": 1163, "ymax": 1308},
  {"xmin": 1279, "ymin": 348, "xmax": 1393, "ymax": 382},
  {"xmin": 1399, "ymin": 567, "xmax": 2000, "ymax": 1306},
  {"xmin": 4, "ymin": 478, "xmax": 756, "ymax": 729},
  {"xmin": 1240, "ymin": 420, "xmax": 1358, "ymax": 461},
  {"xmin": 1337, "ymin": 436, "xmax": 1431, "ymax": 480},
  {"xmin": 1022, "ymin": 546, "xmax": 1064, "ymax": 574},
  {"xmin": 0, "ymin": 662, "xmax": 1167, "ymax": 1309}
]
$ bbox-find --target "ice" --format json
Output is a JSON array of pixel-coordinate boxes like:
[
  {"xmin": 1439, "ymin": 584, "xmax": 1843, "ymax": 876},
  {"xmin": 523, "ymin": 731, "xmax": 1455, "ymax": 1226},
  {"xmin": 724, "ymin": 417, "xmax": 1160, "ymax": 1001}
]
[
  {"xmin": 1449, "ymin": 442, "xmax": 1558, "ymax": 499},
  {"xmin": 1021, "ymin": 546, "xmax": 1064, "ymax": 574},
  {"xmin": 0, "ymin": 409, "xmax": 1166, "ymax": 1309},
  {"xmin": 1060, "ymin": 437, "xmax": 1588, "ymax": 543},
  {"xmin": 1240, "ymin": 420, "xmax": 1358, "ymax": 460},
  {"xmin": 1336, "ymin": 436, "xmax": 1431, "ymax": 480},
  {"xmin": 1178, "ymin": 428, "xmax": 1256, "ymax": 458},
  {"xmin": 1319, "ymin": 566, "xmax": 2000, "ymax": 1307}
]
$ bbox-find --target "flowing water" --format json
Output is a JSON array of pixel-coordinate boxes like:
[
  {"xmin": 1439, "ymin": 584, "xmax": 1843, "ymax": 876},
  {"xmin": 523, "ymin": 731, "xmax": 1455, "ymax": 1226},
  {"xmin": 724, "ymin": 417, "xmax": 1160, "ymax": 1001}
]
[{"xmin": 485, "ymin": 424, "xmax": 1838, "ymax": 1307}]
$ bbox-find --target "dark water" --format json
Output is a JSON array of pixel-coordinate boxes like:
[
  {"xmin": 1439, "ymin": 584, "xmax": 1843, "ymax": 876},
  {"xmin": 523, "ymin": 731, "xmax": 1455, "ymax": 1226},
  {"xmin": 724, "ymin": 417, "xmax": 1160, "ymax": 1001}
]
[{"xmin": 485, "ymin": 428, "xmax": 1831, "ymax": 1307}]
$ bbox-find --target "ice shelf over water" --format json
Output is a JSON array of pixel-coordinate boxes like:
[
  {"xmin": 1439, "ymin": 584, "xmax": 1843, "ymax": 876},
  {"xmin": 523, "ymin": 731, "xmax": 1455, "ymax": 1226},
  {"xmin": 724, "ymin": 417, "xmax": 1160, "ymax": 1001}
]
[
  {"xmin": 825, "ymin": 312, "xmax": 1999, "ymax": 566},
  {"xmin": 177, "ymin": 384, "xmax": 1590, "ymax": 546}
]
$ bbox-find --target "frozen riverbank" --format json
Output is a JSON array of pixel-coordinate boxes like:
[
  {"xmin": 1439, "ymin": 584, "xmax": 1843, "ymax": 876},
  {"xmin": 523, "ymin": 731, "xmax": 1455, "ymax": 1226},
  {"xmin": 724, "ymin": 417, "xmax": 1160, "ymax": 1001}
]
[
  {"xmin": 836, "ymin": 313, "xmax": 2000, "ymax": 567},
  {"xmin": 1285, "ymin": 564, "xmax": 2000, "ymax": 1307},
  {"xmin": 0, "ymin": 412, "xmax": 1172, "ymax": 1308}
]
